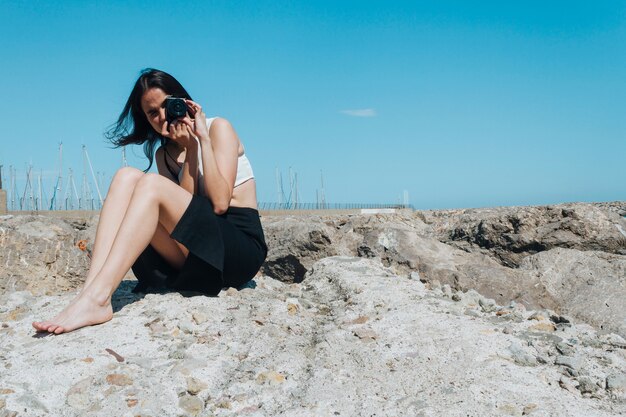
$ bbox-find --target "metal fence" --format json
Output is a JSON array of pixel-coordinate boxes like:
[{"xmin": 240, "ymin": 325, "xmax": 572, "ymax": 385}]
[{"xmin": 257, "ymin": 202, "xmax": 414, "ymax": 211}]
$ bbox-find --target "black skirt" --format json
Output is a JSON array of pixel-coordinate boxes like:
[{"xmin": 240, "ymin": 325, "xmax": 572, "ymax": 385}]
[{"xmin": 131, "ymin": 195, "xmax": 268, "ymax": 295}]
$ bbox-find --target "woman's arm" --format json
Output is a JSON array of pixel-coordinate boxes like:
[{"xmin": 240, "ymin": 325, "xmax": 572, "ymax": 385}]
[
  {"xmin": 163, "ymin": 122, "xmax": 200, "ymax": 195},
  {"xmin": 155, "ymin": 146, "xmax": 179, "ymax": 183},
  {"xmin": 199, "ymin": 118, "xmax": 238, "ymax": 214},
  {"xmin": 178, "ymin": 140, "xmax": 199, "ymax": 195}
]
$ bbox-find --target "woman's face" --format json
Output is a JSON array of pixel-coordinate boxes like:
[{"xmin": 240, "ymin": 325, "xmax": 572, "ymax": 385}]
[{"xmin": 141, "ymin": 88, "xmax": 169, "ymax": 136}]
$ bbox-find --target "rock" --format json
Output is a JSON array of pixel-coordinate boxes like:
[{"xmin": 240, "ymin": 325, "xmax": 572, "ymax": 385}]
[
  {"xmin": 191, "ymin": 310, "xmax": 208, "ymax": 325},
  {"xmin": 577, "ymin": 377, "xmax": 599, "ymax": 394},
  {"xmin": 527, "ymin": 311, "xmax": 548, "ymax": 321},
  {"xmin": 179, "ymin": 394, "xmax": 204, "ymax": 415},
  {"xmin": 555, "ymin": 356, "xmax": 581, "ymax": 371},
  {"xmin": 261, "ymin": 217, "xmax": 338, "ymax": 283},
  {"xmin": 556, "ymin": 342, "xmax": 575, "ymax": 356},
  {"xmin": 256, "ymin": 371, "xmax": 286, "ymax": 385},
  {"xmin": 519, "ymin": 248, "xmax": 626, "ymax": 336},
  {"xmin": 522, "ymin": 403, "xmax": 538, "ymax": 415},
  {"xmin": 508, "ymin": 341, "xmax": 538, "ymax": 367},
  {"xmin": 425, "ymin": 203, "xmax": 626, "ymax": 267},
  {"xmin": 186, "ymin": 377, "xmax": 207, "ymax": 395},
  {"xmin": 0, "ymin": 215, "xmax": 94, "ymax": 295},
  {"xmin": 348, "ymin": 220, "xmax": 539, "ymax": 307},
  {"xmin": 528, "ymin": 323, "xmax": 556, "ymax": 332},
  {"xmin": 105, "ymin": 373, "xmax": 133, "ymax": 386},
  {"xmin": 1, "ymin": 206, "xmax": 626, "ymax": 416},
  {"xmin": 479, "ymin": 297, "xmax": 497, "ymax": 313},
  {"xmin": 353, "ymin": 328, "xmax": 378, "ymax": 341},
  {"xmin": 606, "ymin": 373, "xmax": 626, "ymax": 391},
  {"xmin": 559, "ymin": 376, "xmax": 580, "ymax": 396}
]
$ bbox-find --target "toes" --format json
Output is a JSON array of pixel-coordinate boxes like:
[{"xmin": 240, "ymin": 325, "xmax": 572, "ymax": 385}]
[
  {"xmin": 41, "ymin": 321, "xmax": 54, "ymax": 332},
  {"xmin": 53, "ymin": 326, "xmax": 65, "ymax": 335},
  {"xmin": 33, "ymin": 321, "xmax": 50, "ymax": 332}
]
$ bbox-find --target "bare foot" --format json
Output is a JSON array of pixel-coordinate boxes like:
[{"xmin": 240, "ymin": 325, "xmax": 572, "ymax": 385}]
[{"xmin": 32, "ymin": 293, "xmax": 113, "ymax": 334}]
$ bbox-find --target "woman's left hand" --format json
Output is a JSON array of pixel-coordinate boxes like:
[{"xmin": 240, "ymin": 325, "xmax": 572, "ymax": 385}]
[{"xmin": 182, "ymin": 100, "xmax": 210, "ymax": 142}]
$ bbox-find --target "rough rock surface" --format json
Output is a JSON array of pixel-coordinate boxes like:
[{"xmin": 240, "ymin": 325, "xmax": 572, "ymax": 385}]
[
  {"xmin": 0, "ymin": 215, "xmax": 95, "ymax": 295},
  {"xmin": 1, "ymin": 257, "xmax": 625, "ymax": 416},
  {"xmin": 519, "ymin": 248, "xmax": 626, "ymax": 336},
  {"xmin": 1, "ymin": 202, "xmax": 625, "ymax": 415},
  {"xmin": 421, "ymin": 203, "xmax": 626, "ymax": 267},
  {"xmin": 261, "ymin": 217, "xmax": 341, "ymax": 283}
]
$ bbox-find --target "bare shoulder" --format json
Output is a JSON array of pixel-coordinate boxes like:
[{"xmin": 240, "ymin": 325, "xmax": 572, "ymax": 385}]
[
  {"xmin": 208, "ymin": 117, "xmax": 240, "ymax": 150},
  {"xmin": 209, "ymin": 117, "xmax": 235, "ymax": 137}
]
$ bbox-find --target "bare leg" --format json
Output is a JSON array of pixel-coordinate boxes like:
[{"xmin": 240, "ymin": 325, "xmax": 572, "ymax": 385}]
[
  {"xmin": 33, "ymin": 174, "xmax": 193, "ymax": 334},
  {"xmin": 81, "ymin": 167, "xmax": 144, "ymax": 291}
]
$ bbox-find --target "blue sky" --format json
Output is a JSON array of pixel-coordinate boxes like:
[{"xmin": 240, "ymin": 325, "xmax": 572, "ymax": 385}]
[{"xmin": 0, "ymin": 1, "xmax": 624, "ymax": 209}]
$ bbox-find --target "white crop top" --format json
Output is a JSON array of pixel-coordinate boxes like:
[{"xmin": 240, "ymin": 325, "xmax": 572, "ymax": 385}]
[{"xmin": 175, "ymin": 117, "xmax": 255, "ymax": 195}]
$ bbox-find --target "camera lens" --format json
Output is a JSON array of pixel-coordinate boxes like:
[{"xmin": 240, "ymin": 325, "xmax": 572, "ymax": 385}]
[{"xmin": 165, "ymin": 97, "xmax": 187, "ymax": 122}]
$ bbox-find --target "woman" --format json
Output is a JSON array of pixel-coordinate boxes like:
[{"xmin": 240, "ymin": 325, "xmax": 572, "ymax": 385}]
[{"xmin": 33, "ymin": 69, "xmax": 267, "ymax": 334}]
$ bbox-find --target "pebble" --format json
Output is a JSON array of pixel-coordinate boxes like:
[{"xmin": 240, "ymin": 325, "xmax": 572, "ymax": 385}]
[
  {"xmin": 559, "ymin": 376, "xmax": 580, "ymax": 396},
  {"xmin": 527, "ymin": 311, "xmax": 547, "ymax": 321},
  {"xmin": 508, "ymin": 342, "xmax": 538, "ymax": 367},
  {"xmin": 550, "ymin": 314, "xmax": 571, "ymax": 325},
  {"xmin": 106, "ymin": 374, "xmax": 133, "ymax": 386},
  {"xmin": 353, "ymin": 328, "xmax": 378, "ymax": 341},
  {"xmin": 522, "ymin": 403, "xmax": 538, "ymax": 415},
  {"xmin": 191, "ymin": 310, "xmax": 208, "ymax": 325},
  {"xmin": 606, "ymin": 373, "xmax": 626, "ymax": 391},
  {"xmin": 555, "ymin": 342, "xmax": 575, "ymax": 356},
  {"xmin": 464, "ymin": 309, "xmax": 481, "ymax": 318},
  {"xmin": 451, "ymin": 293, "xmax": 462, "ymax": 302},
  {"xmin": 256, "ymin": 371, "xmax": 286, "ymax": 385},
  {"xmin": 528, "ymin": 323, "xmax": 556, "ymax": 332},
  {"xmin": 179, "ymin": 394, "xmax": 204, "ymax": 415},
  {"xmin": 498, "ymin": 402, "xmax": 520, "ymax": 416},
  {"xmin": 186, "ymin": 377, "xmax": 208, "ymax": 395},
  {"xmin": 178, "ymin": 319, "xmax": 195, "ymax": 334},
  {"xmin": 502, "ymin": 326, "xmax": 514, "ymax": 334},
  {"xmin": 349, "ymin": 316, "xmax": 369, "ymax": 325},
  {"xmin": 441, "ymin": 284, "xmax": 452, "ymax": 298},
  {"xmin": 225, "ymin": 287, "xmax": 238, "ymax": 296},
  {"xmin": 577, "ymin": 376, "xmax": 598, "ymax": 394},
  {"xmin": 169, "ymin": 347, "xmax": 187, "ymax": 360},
  {"xmin": 555, "ymin": 355, "xmax": 581, "ymax": 371},
  {"xmin": 478, "ymin": 297, "xmax": 496, "ymax": 313},
  {"xmin": 287, "ymin": 303, "xmax": 299, "ymax": 316}
]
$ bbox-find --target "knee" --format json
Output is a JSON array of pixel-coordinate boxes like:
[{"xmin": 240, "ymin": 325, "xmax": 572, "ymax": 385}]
[
  {"xmin": 133, "ymin": 173, "xmax": 164, "ymax": 200},
  {"xmin": 111, "ymin": 167, "xmax": 143, "ymax": 189}
]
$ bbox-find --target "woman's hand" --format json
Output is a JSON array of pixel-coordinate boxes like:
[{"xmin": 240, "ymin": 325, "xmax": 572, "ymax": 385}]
[
  {"xmin": 182, "ymin": 100, "xmax": 210, "ymax": 142},
  {"xmin": 166, "ymin": 120, "xmax": 196, "ymax": 149}
]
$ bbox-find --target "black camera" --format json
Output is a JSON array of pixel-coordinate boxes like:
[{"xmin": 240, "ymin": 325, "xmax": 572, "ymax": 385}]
[{"xmin": 164, "ymin": 97, "xmax": 188, "ymax": 124}]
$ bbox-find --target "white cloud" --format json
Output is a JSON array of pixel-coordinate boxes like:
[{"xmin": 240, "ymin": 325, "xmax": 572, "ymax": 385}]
[{"xmin": 340, "ymin": 108, "xmax": 377, "ymax": 117}]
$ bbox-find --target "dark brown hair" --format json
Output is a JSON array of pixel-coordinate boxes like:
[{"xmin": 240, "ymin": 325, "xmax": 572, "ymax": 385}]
[{"xmin": 106, "ymin": 68, "xmax": 193, "ymax": 171}]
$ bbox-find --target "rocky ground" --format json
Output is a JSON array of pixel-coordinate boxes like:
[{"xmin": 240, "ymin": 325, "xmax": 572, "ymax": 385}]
[{"xmin": 0, "ymin": 201, "xmax": 625, "ymax": 416}]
